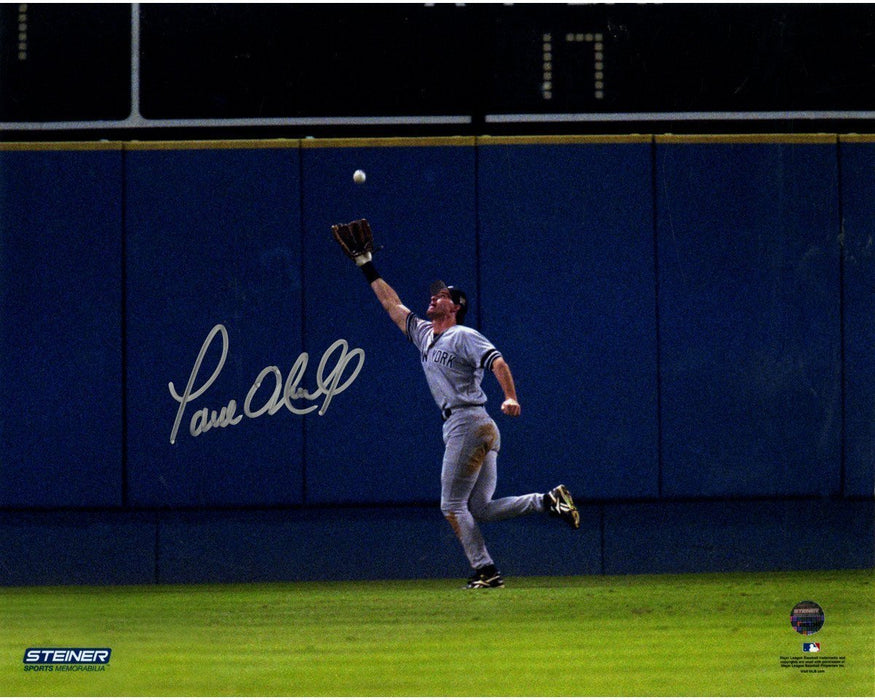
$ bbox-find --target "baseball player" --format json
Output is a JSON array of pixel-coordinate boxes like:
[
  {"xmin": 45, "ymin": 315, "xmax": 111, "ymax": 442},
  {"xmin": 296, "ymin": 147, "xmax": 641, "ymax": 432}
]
[{"xmin": 331, "ymin": 219, "xmax": 580, "ymax": 588}]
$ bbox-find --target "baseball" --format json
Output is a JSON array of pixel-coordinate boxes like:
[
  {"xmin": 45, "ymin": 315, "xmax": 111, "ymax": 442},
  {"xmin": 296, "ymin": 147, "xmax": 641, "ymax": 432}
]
[{"xmin": 353, "ymin": 169, "xmax": 366, "ymax": 184}]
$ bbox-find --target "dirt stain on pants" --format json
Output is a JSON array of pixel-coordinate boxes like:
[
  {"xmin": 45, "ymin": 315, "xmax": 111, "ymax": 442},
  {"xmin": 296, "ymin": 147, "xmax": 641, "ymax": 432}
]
[{"xmin": 464, "ymin": 423, "xmax": 498, "ymax": 476}]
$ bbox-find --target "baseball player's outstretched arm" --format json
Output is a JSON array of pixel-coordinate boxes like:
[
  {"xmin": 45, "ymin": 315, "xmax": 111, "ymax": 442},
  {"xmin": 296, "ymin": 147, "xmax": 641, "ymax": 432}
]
[
  {"xmin": 330, "ymin": 219, "xmax": 410, "ymax": 334},
  {"xmin": 491, "ymin": 357, "xmax": 521, "ymax": 416},
  {"xmin": 370, "ymin": 278, "xmax": 412, "ymax": 334}
]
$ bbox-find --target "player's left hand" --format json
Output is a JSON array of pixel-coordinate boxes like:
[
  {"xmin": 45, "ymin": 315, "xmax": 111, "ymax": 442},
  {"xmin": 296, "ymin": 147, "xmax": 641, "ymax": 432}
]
[
  {"xmin": 501, "ymin": 398, "xmax": 521, "ymax": 417},
  {"xmin": 331, "ymin": 218, "xmax": 374, "ymax": 266}
]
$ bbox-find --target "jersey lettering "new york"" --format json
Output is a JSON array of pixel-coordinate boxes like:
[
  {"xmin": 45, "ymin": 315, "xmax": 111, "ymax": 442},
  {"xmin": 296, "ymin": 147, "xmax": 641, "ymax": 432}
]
[{"xmin": 406, "ymin": 313, "xmax": 502, "ymax": 413}]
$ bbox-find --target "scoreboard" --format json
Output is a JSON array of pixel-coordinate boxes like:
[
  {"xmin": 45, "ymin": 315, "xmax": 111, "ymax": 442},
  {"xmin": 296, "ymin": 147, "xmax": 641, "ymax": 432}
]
[{"xmin": 1, "ymin": 3, "xmax": 874, "ymax": 134}]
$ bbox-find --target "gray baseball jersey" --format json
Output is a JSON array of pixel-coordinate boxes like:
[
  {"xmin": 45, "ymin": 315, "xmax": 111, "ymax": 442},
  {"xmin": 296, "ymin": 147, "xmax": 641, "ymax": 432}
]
[{"xmin": 405, "ymin": 312, "xmax": 502, "ymax": 415}]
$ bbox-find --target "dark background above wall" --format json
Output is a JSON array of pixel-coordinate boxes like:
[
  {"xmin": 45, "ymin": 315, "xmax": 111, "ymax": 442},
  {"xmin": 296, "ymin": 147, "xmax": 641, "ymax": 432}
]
[{"xmin": 2, "ymin": 4, "xmax": 875, "ymax": 139}]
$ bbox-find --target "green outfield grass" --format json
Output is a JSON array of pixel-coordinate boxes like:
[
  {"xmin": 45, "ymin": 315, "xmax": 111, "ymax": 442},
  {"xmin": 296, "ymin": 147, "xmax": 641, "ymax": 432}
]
[{"xmin": 2, "ymin": 569, "xmax": 872, "ymax": 696}]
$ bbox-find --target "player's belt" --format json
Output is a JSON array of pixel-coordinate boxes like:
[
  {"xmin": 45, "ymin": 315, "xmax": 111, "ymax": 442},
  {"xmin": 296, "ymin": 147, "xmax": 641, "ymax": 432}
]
[{"xmin": 442, "ymin": 404, "xmax": 485, "ymax": 421}]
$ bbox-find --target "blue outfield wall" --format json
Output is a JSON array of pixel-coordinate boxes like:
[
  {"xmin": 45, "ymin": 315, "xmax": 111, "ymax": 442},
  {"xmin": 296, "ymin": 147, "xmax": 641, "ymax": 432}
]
[
  {"xmin": 0, "ymin": 145, "xmax": 124, "ymax": 509},
  {"xmin": 124, "ymin": 144, "xmax": 305, "ymax": 508},
  {"xmin": 656, "ymin": 136, "xmax": 842, "ymax": 498},
  {"xmin": 0, "ymin": 135, "xmax": 872, "ymax": 585},
  {"xmin": 299, "ymin": 139, "xmax": 478, "ymax": 505},
  {"xmin": 478, "ymin": 136, "xmax": 659, "ymax": 502},
  {"xmin": 841, "ymin": 138, "xmax": 875, "ymax": 498}
]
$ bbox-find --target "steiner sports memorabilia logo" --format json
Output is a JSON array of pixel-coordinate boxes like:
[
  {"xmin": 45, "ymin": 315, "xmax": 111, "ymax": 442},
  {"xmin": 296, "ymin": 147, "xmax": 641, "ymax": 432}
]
[{"xmin": 22, "ymin": 648, "xmax": 111, "ymax": 672}]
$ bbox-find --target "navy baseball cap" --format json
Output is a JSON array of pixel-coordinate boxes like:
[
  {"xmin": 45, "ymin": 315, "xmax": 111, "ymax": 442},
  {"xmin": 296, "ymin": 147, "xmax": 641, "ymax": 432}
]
[{"xmin": 430, "ymin": 280, "xmax": 468, "ymax": 324}]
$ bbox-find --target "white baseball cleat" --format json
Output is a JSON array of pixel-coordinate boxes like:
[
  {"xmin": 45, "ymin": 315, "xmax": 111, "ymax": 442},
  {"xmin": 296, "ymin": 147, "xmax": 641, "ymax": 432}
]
[
  {"xmin": 465, "ymin": 564, "xmax": 505, "ymax": 589},
  {"xmin": 546, "ymin": 484, "xmax": 580, "ymax": 529}
]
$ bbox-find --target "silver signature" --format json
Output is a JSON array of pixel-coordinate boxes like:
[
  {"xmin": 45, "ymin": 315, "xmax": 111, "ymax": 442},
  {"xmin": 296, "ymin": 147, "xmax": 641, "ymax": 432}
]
[{"xmin": 168, "ymin": 323, "xmax": 365, "ymax": 444}]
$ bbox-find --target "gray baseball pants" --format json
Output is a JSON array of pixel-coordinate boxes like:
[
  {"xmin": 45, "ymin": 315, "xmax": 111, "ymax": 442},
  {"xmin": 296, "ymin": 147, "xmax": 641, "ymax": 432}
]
[{"xmin": 439, "ymin": 406, "xmax": 544, "ymax": 570}]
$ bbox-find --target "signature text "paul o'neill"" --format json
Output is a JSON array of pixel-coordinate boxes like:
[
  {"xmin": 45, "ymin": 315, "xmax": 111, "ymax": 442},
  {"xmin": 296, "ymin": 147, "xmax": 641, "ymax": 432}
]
[{"xmin": 168, "ymin": 323, "xmax": 365, "ymax": 444}]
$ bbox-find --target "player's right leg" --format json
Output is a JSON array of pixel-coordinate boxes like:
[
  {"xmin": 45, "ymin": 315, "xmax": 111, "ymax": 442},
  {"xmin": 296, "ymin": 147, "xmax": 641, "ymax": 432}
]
[{"xmin": 468, "ymin": 450, "xmax": 544, "ymax": 522}]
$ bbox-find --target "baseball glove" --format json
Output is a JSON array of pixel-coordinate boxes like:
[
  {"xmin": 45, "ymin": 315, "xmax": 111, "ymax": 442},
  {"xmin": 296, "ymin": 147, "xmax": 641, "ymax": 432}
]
[{"xmin": 331, "ymin": 218, "xmax": 374, "ymax": 265}]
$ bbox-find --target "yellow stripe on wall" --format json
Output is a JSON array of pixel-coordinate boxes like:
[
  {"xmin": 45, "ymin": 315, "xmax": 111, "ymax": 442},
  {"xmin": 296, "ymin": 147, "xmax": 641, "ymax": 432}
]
[
  {"xmin": 299, "ymin": 136, "xmax": 476, "ymax": 149},
  {"xmin": 0, "ymin": 134, "xmax": 872, "ymax": 151},
  {"xmin": 655, "ymin": 134, "xmax": 838, "ymax": 145},
  {"xmin": 0, "ymin": 141, "xmax": 124, "ymax": 151},
  {"xmin": 124, "ymin": 139, "xmax": 300, "ymax": 151},
  {"xmin": 839, "ymin": 134, "xmax": 875, "ymax": 143},
  {"xmin": 477, "ymin": 134, "xmax": 652, "ymax": 146}
]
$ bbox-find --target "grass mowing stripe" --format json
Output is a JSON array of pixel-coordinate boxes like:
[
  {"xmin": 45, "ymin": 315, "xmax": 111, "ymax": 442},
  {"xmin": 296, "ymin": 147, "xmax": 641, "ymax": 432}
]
[{"xmin": 2, "ymin": 570, "xmax": 872, "ymax": 696}]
